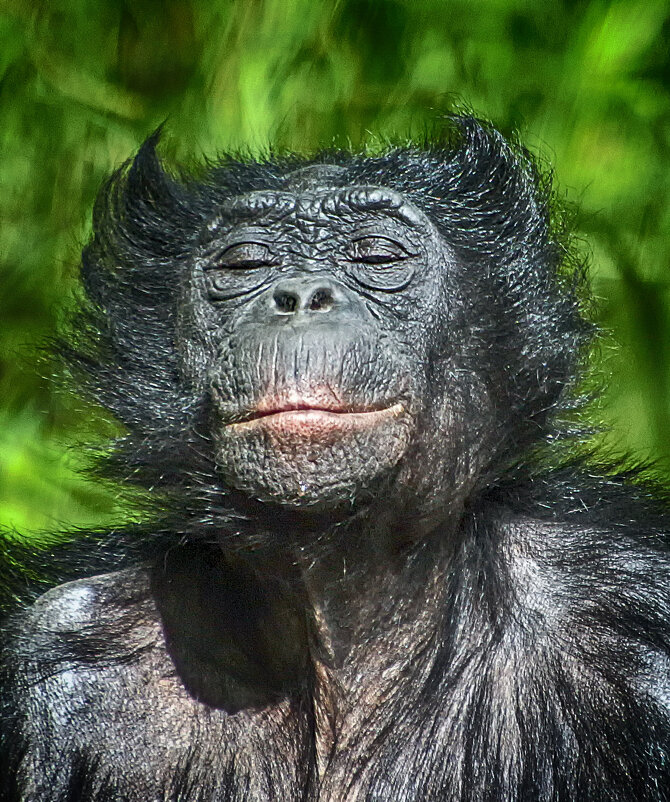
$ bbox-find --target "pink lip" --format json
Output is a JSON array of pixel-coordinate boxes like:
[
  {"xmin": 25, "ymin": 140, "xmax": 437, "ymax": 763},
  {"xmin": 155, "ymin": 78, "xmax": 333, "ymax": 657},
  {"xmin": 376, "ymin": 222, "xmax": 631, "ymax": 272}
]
[
  {"xmin": 227, "ymin": 402, "xmax": 405, "ymax": 431},
  {"xmin": 251, "ymin": 402, "xmax": 349, "ymax": 418}
]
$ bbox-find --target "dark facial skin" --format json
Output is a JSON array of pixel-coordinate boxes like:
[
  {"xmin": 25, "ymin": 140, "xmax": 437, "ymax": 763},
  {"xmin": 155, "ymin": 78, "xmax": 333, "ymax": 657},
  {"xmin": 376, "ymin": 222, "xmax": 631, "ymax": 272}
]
[{"xmin": 178, "ymin": 174, "xmax": 480, "ymax": 515}]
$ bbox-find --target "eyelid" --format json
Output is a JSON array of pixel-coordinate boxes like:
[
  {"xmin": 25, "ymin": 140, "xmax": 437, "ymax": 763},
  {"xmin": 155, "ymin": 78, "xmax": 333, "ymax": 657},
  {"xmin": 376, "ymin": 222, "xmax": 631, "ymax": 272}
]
[
  {"xmin": 206, "ymin": 241, "xmax": 277, "ymax": 269},
  {"xmin": 223, "ymin": 241, "xmax": 274, "ymax": 255},
  {"xmin": 348, "ymin": 235, "xmax": 412, "ymax": 260}
]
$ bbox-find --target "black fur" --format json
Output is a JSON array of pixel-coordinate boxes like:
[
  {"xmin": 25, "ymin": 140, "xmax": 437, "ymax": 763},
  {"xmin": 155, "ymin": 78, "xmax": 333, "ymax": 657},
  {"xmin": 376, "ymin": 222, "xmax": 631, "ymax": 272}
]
[{"xmin": 1, "ymin": 116, "xmax": 669, "ymax": 801}]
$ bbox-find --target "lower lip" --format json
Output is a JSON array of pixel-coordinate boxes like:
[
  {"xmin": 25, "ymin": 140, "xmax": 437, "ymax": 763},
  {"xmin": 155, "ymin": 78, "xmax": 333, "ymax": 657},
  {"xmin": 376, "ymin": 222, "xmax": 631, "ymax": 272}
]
[{"xmin": 226, "ymin": 404, "xmax": 404, "ymax": 435}]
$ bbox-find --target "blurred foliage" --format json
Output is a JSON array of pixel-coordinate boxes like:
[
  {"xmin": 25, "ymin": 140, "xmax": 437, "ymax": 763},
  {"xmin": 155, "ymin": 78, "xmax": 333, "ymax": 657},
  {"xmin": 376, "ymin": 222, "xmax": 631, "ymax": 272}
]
[{"xmin": 1, "ymin": 0, "xmax": 669, "ymax": 535}]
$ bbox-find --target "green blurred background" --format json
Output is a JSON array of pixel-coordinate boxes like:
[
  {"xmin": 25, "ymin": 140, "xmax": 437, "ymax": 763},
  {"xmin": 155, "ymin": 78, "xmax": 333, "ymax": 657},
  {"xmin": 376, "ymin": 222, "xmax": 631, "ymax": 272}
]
[{"xmin": 1, "ymin": 0, "xmax": 670, "ymax": 536}]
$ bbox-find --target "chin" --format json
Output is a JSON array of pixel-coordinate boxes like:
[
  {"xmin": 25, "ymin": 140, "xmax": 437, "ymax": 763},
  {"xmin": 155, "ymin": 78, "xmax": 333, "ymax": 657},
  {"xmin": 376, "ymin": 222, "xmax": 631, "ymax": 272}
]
[{"xmin": 214, "ymin": 408, "xmax": 411, "ymax": 509}]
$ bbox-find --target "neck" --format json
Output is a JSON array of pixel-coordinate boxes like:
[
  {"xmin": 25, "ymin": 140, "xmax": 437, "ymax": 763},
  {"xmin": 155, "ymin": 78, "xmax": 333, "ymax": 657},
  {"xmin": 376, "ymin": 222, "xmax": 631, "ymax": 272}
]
[
  {"xmin": 151, "ymin": 511, "xmax": 455, "ymax": 713},
  {"xmin": 294, "ymin": 523, "xmax": 450, "ymax": 667}
]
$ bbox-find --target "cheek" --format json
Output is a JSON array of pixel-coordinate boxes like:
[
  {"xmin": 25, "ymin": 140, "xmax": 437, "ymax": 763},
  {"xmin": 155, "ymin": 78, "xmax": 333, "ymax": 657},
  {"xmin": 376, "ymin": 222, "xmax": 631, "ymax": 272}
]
[
  {"xmin": 176, "ymin": 277, "xmax": 245, "ymax": 387},
  {"xmin": 401, "ymin": 375, "xmax": 493, "ymax": 503},
  {"xmin": 176, "ymin": 292, "xmax": 216, "ymax": 385}
]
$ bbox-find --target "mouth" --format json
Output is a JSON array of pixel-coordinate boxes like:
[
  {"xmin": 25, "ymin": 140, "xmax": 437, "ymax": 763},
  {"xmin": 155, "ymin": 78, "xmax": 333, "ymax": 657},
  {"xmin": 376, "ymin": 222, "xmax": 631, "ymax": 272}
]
[
  {"xmin": 225, "ymin": 401, "xmax": 405, "ymax": 433},
  {"xmin": 214, "ymin": 393, "xmax": 411, "ymax": 505}
]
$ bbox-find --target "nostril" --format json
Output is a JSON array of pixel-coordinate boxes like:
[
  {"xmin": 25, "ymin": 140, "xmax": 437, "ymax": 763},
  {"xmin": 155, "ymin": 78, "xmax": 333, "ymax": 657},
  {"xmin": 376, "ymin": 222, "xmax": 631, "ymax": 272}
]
[
  {"xmin": 308, "ymin": 288, "xmax": 334, "ymax": 312},
  {"xmin": 272, "ymin": 283, "xmax": 336, "ymax": 315},
  {"xmin": 273, "ymin": 290, "xmax": 299, "ymax": 314}
]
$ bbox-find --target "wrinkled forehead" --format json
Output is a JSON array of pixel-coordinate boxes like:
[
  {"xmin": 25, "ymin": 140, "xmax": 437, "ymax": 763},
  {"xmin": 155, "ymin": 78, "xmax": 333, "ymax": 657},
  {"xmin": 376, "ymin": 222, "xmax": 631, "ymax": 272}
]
[{"xmin": 205, "ymin": 166, "xmax": 430, "ymax": 236}]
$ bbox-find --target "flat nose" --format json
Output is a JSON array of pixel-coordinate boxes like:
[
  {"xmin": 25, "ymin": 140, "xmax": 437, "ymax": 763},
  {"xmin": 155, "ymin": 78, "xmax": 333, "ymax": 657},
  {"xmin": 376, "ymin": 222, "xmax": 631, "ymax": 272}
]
[{"xmin": 271, "ymin": 278, "xmax": 338, "ymax": 315}]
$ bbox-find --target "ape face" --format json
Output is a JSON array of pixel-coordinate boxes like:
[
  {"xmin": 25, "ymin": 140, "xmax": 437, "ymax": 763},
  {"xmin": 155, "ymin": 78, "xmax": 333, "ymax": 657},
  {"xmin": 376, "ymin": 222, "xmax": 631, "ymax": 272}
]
[{"xmin": 178, "ymin": 176, "xmax": 461, "ymax": 508}]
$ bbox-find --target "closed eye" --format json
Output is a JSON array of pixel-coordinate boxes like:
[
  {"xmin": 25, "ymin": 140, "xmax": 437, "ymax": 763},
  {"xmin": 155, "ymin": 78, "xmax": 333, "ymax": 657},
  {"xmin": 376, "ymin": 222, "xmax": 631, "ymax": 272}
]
[
  {"xmin": 347, "ymin": 236, "xmax": 410, "ymax": 265},
  {"xmin": 213, "ymin": 242, "xmax": 277, "ymax": 270}
]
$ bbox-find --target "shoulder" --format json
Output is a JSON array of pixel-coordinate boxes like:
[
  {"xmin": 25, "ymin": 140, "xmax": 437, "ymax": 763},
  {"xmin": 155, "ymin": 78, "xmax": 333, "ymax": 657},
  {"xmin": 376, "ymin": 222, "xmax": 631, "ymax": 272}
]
[
  {"xmin": 0, "ymin": 569, "xmax": 214, "ymax": 799},
  {"xmin": 1, "ymin": 568, "xmax": 179, "ymax": 735},
  {"xmin": 485, "ymin": 470, "xmax": 670, "ymax": 577},
  {"xmin": 5, "ymin": 568, "xmax": 160, "ymax": 667},
  {"xmin": 1, "ymin": 569, "xmax": 171, "ymax": 735},
  {"xmin": 490, "ymin": 501, "xmax": 670, "ymax": 697}
]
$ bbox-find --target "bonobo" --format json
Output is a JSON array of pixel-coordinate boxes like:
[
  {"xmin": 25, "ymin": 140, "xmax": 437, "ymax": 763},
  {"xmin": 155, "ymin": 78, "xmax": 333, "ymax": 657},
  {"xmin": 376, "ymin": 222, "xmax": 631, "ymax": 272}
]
[{"xmin": 1, "ymin": 116, "xmax": 670, "ymax": 802}]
